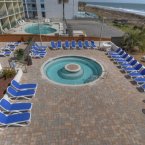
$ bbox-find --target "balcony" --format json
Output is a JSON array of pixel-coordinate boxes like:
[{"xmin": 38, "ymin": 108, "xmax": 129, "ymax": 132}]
[
  {"xmin": 0, "ymin": 11, "xmax": 7, "ymax": 18},
  {"xmin": 2, "ymin": 23, "xmax": 10, "ymax": 29},
  {"xmin": 27, "ymin": 7, "xmax": 37, "ymax": 11},
  {"xmin": 10, "ymin": 21, "xmax": 16, "ymax": 27},
  {"xmin": 20, "ymin": 7, "xmax": 23, "ymax": 12},
  {"xmin": 14, "ymin": 8, "xmax": 19, "ymax": 13},
  {"xmin": 26, "ymin": 0, "xmax": 36, "ymax": 3},
  {"xmin": 8, "ymin": 9, "xmax": 14, "ymax": 15},
  {"xmin": 41, "ymin": 8, "xmax": 45, "ymax": 11}
]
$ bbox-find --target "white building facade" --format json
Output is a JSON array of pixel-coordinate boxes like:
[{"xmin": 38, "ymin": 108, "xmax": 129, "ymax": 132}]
[{"xmin": 24, "ymin": 0, "xmax": 78, "ymax": 19}]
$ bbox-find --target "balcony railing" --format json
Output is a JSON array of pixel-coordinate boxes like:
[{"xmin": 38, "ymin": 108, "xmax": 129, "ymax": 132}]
[
  {"xmin": 26, "ymin": 0, "xmax": 36, "ymax": 3},
  {"xmin": 8, "ymin": 9, "xmax": 14, "ymax": 15},
  {"xmin": 20, "ymin": 7, "xmax": 23, "ymax": 12},
  {"xmin": 2, "ymin": 23, "xmax": 10, "ymax": 29},
  {"xmin": 0, "ymin": 4, "xmax": 6, "ymax": 10},
  {"xmin": 41, "ymin": 8, "xmax": 45, "ymax": 11},
  {"xmin": 10, "ymin": 21, "xmax": 16, "ymax": 27},
  {"xmin": 27, "ymin": 8, "xmax": 37, "ymax": 11},
  {"xmin": 15, "ymin": 8, "xmax": 19, "ymax": 13},
  {"xmin": 0, "ymin": 11, "xmax": 7, "ymax": 18}
]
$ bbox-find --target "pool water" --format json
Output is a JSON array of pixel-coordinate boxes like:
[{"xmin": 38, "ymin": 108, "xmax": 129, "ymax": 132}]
[
  {"xmin": 43, "ymin": 56, "xmax": 103, "ymax": 85},
  {"xmin": 25, "ymin": 23, "xmax": 57, "ymax": 34}
]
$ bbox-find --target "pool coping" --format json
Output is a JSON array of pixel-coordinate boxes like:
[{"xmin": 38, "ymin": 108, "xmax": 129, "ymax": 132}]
[{"xmin": 40, "ymin": 55, "xmax": 105, "ymax": 87}]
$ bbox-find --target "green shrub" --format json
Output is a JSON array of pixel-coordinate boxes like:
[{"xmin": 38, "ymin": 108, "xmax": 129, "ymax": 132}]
[
  {"xmin": 2, "ymin": 69, "xmax": 16, "ymax": 79},
  {"xmin": 14, "ymin": 49, "xmax": 24, "ymax": 60}
]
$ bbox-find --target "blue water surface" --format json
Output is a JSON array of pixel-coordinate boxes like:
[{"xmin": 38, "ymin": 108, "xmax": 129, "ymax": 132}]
[
  {"xmin": 25, "ymin": 23, "xmax": 57, "ymax": 34},
  {"xmin": 43, "ymin": 56, "xmax": 103, "ymax": 85}
]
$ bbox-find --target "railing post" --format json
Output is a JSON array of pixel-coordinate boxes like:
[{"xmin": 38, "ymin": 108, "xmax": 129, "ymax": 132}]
[{"xmin": 99, "ymin": 17, "xmax": 105, "ymax": 49}]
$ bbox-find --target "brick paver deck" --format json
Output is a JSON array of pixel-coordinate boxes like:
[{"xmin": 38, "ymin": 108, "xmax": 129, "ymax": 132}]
[{"xmin": 0, "ymin": 48, "xmax": 145, "ymax": 145}]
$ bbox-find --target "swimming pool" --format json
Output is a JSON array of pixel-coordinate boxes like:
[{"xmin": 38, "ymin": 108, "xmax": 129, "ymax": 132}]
[
  {"xmin": 42, "ymin": 56, "xmax": 104, "ymax": 86},
  {"xmin": 25, "ymin": 23, "xmax": 57, "ymax": 34}
]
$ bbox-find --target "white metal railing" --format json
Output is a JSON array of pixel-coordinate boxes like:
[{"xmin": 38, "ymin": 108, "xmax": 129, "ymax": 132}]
[
  {"xmin": 0, "ymin": 4, "xmax": 7, "ymax": 18},
  {"xmin": 8, "ymin": 8, "xmax": 14, "ymax": 15},
  {"xmin": 14, "ymin": 7, "xmax": 19, "ymax": 13},
  {"xmin": 27, "ymin": 7, "xmax": 37, "ymax": 11},
  {"xmin": 0, "ymin": 4, "xmax": 7, "ymax": 17},
  {"xmin": 2, "ymin": 23, "xmax": 10, "ymax": 29},
  {"xmin": 26, "ymin": 0, "xmax": 36, "ymax": 3}
]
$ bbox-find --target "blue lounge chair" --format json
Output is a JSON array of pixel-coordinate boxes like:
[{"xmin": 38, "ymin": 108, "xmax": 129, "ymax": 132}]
[
  {"xmin": 14, "ymin": 42, "xmax": 21, "ymax": 46},
  {"xmin": 107, "ymin": 48, "xmax": 122, "ymax": 55},
  {"xmin": 32, "ymin": 46, "xmax": 46, "ymax": 52},
  {"xmin": 91, "ymin": 41, "xmax": 97, "ymax": 49},
  {"xmin": 134, "ymin": 77, "xmax": 145, "ymax": 85},
  {"xmin": 84, "ymin": 40, "xmax": 91, "ymax": 49},
  {"xmin": 34, "ymin": 43, "xmax": 47, "ymax": 49},
  {"xmin": 0, "ymin": 97, "xmax": 32, "ymax": 113},
  {"xmin": 64, "ymin": 40, "xmax": 70, "ymax": 49},
  {"xmin": 30, "ymin": 52, "xmax": 46, "ymax": 58},
  {"xmin": 116, "ymin": 56, "xmax": 133, "ymax": 64},
  {"xmin": 57, "ymin": 40, "xmax": 62, "ymax": 49},
  {"xmin": 31, "ymin": 50, "xmax": 47, "ymax": 55},
  {"xmin": 50, "ymin": 41, "xmax": 57, "ymax": 50},
  {"xmin": 11, "ymin": 80, "xmax": 37, "ymax": 91},
  {"xmin": 78, "ymin": 40, "xmax": 83, "ymax": 49},
  {"xmin": 7, "ymin": 86, "xmax": 36, "ymax": 100},
  {"xmin": 121, "ymin": 60, "xmax": 138, "ymax": 68},
  {"xmin": 122, "ymin": 64, "xmax": 143, "ymax": 73},
  {"xmin": 129, "ymin": 68, "xmax": 145, "ymax": 78},
  {"xmin": 71, "ymin": 40, "xmax": 76, "ymax": 49},
  {"xmin": 31, "ymin": 49, "xmax": 47, "ymax": 54},
  {"xmin": 8, "ymin": 45, "xmax": 16, "ymax": 51},
  {"xmin": 0, "ymin": 112, "xmax": 31, "ymax": 129},
  {"xmin": 0, "ymin": 51, "xmax": 12, "ymax": 57},
  {"xmin": 110, "ymin": 51, "xmax": 125, "ymax": 58},
  {"xmin": 113, "ymin": 53, "xmax": 128, "ymax": 61},
  {"xmin": 109, "ymin": 49, "xmax": 124, "ymax": 56},
  {"xmin": 140, "ymin": 84, "xmax": 145, "ymax": 91}
]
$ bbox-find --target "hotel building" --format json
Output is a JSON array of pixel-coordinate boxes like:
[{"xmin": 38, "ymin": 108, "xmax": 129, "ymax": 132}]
[
  {"xmin": 0, "ymin": 0, "xmax": 24, "ymax": 33},
  {"xmin": 23, "ymin": 0, "xmax": 78, "ymax": 19}
]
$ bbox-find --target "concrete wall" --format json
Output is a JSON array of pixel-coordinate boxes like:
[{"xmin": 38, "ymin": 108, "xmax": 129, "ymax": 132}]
[{"xmin": 0, "ymin": 34, "xmax": 111, "ymax": 42}]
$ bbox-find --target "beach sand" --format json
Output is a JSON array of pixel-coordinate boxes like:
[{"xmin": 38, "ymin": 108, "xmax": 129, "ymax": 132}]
[{"xmin": 83, "ymin": 5, "xmax": 145, "ymax": 25}]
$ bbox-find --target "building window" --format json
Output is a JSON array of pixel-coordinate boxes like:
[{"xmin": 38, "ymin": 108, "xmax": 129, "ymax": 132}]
[
  {"xmin": 32, "ymin": 4, "xmax": 36, "ymax": 7},
  {"xmin": 42, "ymin": 12, "xmax": 45, "ymax": 18},
  {"xmin": 58, "ymin": 0, "xmax": 68, "ymax": 4},
  {"xmin": 41, "ymin": 4, "xmax": 45, "ymax": 8}
]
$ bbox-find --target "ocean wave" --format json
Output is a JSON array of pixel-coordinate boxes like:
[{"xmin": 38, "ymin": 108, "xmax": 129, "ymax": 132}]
[{"xmin": 87, "ymin": 4, "xmax": 145, "ymax": 16}]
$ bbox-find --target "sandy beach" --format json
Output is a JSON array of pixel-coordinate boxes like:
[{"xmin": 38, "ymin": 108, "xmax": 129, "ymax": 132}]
[{"xmin": 80, "ymin": 3, "xmax": 145, "ymax": 25}]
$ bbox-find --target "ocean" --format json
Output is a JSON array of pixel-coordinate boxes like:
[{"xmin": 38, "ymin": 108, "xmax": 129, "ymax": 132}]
[{"xmin": 86, "ymin": 2, "xmax": 145, "ymax": 16}]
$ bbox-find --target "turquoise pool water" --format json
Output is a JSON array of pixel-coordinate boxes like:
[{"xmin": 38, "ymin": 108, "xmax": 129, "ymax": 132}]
[
  {"xmin": 25, "ymin": 23, "xmax": 57, "ymax": 34},
  {"xmin": 43, "ymin": 56, "xmax": 103, "ymax": 85}
]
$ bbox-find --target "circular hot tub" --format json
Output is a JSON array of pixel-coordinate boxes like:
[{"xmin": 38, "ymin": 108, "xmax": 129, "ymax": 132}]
[{"xmin": 42, "ymin": 56, "xmax": 104, "ymax": 86}]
